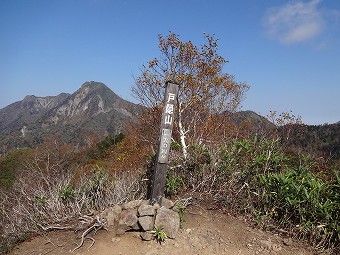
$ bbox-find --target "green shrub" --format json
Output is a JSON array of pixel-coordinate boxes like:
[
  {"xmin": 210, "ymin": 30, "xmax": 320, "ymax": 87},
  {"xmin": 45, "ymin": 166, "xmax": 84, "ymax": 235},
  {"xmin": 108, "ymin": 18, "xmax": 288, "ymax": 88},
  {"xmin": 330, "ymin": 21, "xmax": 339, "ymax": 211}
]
[
  {"xmin": 59, "ymin": 186, "xmax": 75, "ymax": 201},
  {"xmin": 170, "ymin": 141, "xmax": 181, "ymax": 150},
  {"xmin": 81, "ymin": 165, "xmax": 113, "ymax": 210},
  {"xmin": 174, "ymin": 136, "xmax": 339, "ymax": 251},
  {"xmin": 257, "ymin": 167, "xmax": 340, "ymax": 250},
  {"xmin": 34, "ymin": 195, "xmax": 46, "ymax": 205},
  {"xmin": 0, "ymin": 148, "xmax": 31, "ymax": 189},
  {"xmin": 152, "ymin": 225, "xmax": 167, "ymax": 243},
  {"xmin": 165, "ymin": 173, "xmax": 184, "ymax": 197}
]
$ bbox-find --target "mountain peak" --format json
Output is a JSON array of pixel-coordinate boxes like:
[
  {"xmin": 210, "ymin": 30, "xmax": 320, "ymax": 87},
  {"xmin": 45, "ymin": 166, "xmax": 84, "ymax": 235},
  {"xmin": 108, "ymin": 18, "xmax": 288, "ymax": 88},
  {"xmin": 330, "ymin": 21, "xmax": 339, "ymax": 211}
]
[
  {"xmin": 75, "ymin": 81, "xmax": 119, "ymax": 104},
  {"xmin": 80, "ymin": 81, "xmax": 112, "ymax": 92},
  {"xmin": 23, "ymin": 95, "xmax": 37, "ymax": 101},
  {"xmin": 0, "ymin": 81, "xmax": 142, "ymax": 153}
]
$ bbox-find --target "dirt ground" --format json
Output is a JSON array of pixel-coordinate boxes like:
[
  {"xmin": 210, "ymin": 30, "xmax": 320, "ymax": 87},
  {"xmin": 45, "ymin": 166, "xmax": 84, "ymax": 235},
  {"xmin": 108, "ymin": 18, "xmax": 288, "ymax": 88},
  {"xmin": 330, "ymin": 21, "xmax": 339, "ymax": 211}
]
[{"xmin": 8, "ymin": 205, "xmax": 316, "ymax": 255}]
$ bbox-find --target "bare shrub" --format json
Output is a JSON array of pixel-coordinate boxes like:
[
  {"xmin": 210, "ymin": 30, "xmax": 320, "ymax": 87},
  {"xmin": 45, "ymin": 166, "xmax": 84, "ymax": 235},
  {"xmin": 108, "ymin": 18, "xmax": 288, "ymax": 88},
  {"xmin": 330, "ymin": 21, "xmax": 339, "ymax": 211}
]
[
  {"xmin": 77, "ymin": 166, "xmax": 145, "ymax": 211},
  {"xmin": 0, "ymin": 148, "xmax": 145, "ymax": 250}
]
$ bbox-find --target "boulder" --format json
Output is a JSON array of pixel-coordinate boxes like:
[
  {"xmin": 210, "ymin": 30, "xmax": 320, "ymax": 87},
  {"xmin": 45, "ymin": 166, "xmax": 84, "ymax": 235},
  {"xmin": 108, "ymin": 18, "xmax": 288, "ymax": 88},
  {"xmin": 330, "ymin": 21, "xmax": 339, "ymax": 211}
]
[
  {"xmin": 153, "ymin": 203, "xmax": 161, "ymax": 210},
  {"xmin": 102, "ymin": 205, "xmax": 122, "ymax": 227},
  {"xmin": 139, "ymin": 216, "xmax": 154, "ymax": 231},
  {"xmin": 138, "ymin": 204, "xmax": 156, "ymax": 216},
  {"xmin": 140, "ymin": 231, "xmax": 154, "ymax": 241},
  {"xmin": 118, "ymin": 209, "xmax": 139, "ymax": 231},
  {"xmin": 121, "ymin": 200, "xmax": 143, "ymax": 210},
  {"xmin": 162, "ymin": 197, "xmax": 174, "ymax": 209},
  {"xmin": 154, "ymin": 206, "xmax": 180, "ymax": 239},
  {"xmin": 283, "ymin": 238, "xmax": 293, "ymax": 246}
]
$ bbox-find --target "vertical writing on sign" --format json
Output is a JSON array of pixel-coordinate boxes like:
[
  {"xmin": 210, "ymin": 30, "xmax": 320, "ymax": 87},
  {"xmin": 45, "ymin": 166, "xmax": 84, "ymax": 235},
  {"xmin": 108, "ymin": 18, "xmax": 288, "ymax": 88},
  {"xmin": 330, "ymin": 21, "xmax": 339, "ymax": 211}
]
[
  {"xmin": 158, "ymin": 89, "xmax": 176, "ymax": 163},
  {"xmin": 158, "ymin": 128, "xmax": 172, "ymax": 163}
]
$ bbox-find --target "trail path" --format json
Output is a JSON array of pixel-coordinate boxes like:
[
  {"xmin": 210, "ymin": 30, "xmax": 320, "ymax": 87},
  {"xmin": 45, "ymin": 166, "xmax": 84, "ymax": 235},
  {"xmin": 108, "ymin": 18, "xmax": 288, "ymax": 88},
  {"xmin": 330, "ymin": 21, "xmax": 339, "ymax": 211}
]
[{"xmin": 9, "ymin": 205, "xmax": 315, "ymax": 255}]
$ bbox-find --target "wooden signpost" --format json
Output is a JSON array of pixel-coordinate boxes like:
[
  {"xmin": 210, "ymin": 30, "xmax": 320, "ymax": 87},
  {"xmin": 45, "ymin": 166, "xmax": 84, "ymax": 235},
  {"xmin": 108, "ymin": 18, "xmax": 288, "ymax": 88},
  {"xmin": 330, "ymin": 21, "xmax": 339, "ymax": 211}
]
[{"xmin": 149, "ymin": 81, "xmax": 179, "ymax": 205}]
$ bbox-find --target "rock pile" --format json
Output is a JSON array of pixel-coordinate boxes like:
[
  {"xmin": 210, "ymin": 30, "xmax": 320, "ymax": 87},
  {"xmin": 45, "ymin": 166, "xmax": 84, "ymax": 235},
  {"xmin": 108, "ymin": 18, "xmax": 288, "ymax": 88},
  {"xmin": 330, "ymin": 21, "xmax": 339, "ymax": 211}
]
[{"xmin": 99, "ymin": 198, "xmax": 180, "ymax": 241}]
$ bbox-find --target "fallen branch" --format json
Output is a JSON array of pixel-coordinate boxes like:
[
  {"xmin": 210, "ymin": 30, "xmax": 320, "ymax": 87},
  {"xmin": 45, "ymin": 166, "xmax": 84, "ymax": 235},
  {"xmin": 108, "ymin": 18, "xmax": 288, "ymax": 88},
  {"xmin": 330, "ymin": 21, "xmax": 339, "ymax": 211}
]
[
  {"xmin": 71, "ymin": 215, "xmax": 105, "ymax": 252},
  {"xmin": 87, "ymin": 237, "xmax": 95, "ymax": 251},
  {"xmin": 37, "ymin": 214, "xmax": 106, "ymax": 253},
  {"xmin": 71, "ymin": 221, "xmax": 103, "ymax": 252},
  {"xmin": 37, "ymin": 223, "xmax": 74, "ymax": 231},
  {"xmin": 175, "ymin": 197, "xmax": 192, "ymax": 207}
]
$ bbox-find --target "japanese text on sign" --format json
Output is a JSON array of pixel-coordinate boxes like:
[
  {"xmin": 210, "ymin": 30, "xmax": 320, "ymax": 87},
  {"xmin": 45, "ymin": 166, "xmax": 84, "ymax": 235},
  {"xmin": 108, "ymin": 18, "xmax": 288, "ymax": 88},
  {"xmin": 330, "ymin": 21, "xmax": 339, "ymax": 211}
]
[
  {"xmin": 163, "ymin": 93, "xmax": 175, "ymax": 126},
  {"xmin": 158, "ymin": 129, "xmax": 172, "ymax": 163},
  {"xmin": 157, "ymin": 85, "xmax": 178, "ymax": 164}
]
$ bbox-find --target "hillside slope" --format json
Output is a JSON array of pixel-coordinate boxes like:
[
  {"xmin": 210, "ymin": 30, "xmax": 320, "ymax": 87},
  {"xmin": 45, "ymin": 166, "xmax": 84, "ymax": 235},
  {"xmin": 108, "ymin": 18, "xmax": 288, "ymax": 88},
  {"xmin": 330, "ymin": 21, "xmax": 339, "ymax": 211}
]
[{"xmin": 0, "ymin": 81, "xmax": 143, "ymax": 153}]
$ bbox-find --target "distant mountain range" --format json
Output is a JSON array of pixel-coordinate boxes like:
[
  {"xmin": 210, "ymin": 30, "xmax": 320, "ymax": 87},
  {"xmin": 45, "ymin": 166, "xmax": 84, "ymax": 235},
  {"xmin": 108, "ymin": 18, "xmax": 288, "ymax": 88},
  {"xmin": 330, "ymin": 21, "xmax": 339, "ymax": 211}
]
[
  {"xmin": 1, "ymin": 81, "xmax": 339, "ymax": 158},
  {"xmin": 0, "ymin": 81, "xmax": 142, "ymax": 153}
]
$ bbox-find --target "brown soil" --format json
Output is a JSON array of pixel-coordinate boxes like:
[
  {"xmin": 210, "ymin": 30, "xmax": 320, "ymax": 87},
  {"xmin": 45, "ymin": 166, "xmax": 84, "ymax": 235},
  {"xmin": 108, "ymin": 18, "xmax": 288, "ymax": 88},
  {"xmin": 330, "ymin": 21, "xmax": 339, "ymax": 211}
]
[{"xmin": 8, "ymin": 205, "xmax": 315, "ymax": 255}]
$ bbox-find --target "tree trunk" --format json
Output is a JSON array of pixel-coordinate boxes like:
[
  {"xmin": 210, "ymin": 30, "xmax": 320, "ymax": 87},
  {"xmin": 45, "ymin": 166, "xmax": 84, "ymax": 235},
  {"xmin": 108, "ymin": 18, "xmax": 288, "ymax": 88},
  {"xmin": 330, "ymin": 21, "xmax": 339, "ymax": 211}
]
[{"xmin": 178, "ymin": 102, "xmax": 188, "ymax": 159}]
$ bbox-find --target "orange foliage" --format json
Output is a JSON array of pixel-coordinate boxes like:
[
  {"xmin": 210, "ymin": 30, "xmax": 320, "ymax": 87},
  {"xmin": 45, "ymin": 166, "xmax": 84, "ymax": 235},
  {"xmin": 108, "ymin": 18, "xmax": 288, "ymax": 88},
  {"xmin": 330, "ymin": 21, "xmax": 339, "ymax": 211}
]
[
  {"xmin": 132, "ymin": 32, "xmax": 249, "ymax": 150},
  {"xmin": 99, "ymin": 122, "xmax": 154, "ymax": 173}
]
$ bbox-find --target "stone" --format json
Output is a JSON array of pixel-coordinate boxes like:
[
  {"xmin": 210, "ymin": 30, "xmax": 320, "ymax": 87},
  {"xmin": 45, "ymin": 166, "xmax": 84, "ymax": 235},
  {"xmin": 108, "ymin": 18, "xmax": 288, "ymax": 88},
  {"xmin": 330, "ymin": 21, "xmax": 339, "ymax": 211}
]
[
  {"xmin": 138, "ymin": 204, "xmax": 156, "ymax": 216},
  {"xmin": 162, "ymin": 197, "xmax": 174, "ymax": 209},
  {"xmin": 116, "ymin": 224, "xmax": 127, "ymax": 236},
  {"xmin": 272, "ymin": 244, "xmax": 282, "ymax": 252},
  {"xmin": 140, "ymin": 231, "xmax": 154, "ymax": 241},
  {"xmin": 283, "ymin": 237, "xmax": 293, "ymax": 246},
  {"xmin": 259, "ymin": 239, "xmax": 272, "ymax": 250},
  {"xmin": 118, "ymin": 209, "xmax": 139, "ymax": 231},
  {"xmin": 154, "ymin": 206, "xmax": 180, "ymax": 239},
  {"xmin": 139, "ymin": 216, "xmax": 154, "ymax": 231},
  {"xmin": 153, "ymin": 203, "xmax": 161, "ymax": 210},
  {"xmin": 113, "ymin": 204, "xmax": 123, "ymax": 214},
  {"xmin": 104, "ymin": 205, "xmax": 122, "ymax": 227},
  {"xmin": 111, "ymin": 237, "xmax": 121, "ymax": 243},
  {"xmin": 141, "ymin": 200, "xmax": 149, "ymax": 206},
  {"xmin": 121, "ymin": 200, "xmax": 143, "ymax": 210}
]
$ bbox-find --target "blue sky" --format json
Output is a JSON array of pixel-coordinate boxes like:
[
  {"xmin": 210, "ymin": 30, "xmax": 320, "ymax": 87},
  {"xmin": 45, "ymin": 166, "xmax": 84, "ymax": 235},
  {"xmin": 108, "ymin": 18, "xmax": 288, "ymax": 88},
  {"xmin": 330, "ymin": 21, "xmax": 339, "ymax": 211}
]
[{"xmin": 1, "ymin": 0, "xmax": 339, "ymax": 125}]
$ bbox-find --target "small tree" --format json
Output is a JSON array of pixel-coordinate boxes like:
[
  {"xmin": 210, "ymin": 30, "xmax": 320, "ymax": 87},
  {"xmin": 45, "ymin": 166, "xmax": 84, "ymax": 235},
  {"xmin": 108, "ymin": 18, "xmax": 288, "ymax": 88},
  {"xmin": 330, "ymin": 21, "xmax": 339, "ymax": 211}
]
[
  {"xmin": 133, "ymin": 32, "xmax": 249, "ymax": 158},
  {"xmin": 266, "ymin": 110, "xmax": 304, "ymax": 144}
]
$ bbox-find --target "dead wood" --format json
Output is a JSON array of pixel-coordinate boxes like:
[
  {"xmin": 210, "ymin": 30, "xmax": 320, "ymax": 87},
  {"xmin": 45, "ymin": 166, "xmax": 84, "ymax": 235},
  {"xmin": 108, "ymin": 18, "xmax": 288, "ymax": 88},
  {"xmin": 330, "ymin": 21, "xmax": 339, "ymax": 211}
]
[{"xmin": 37, "ymin": 214, "xmax": 106, "ymax": 253}]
